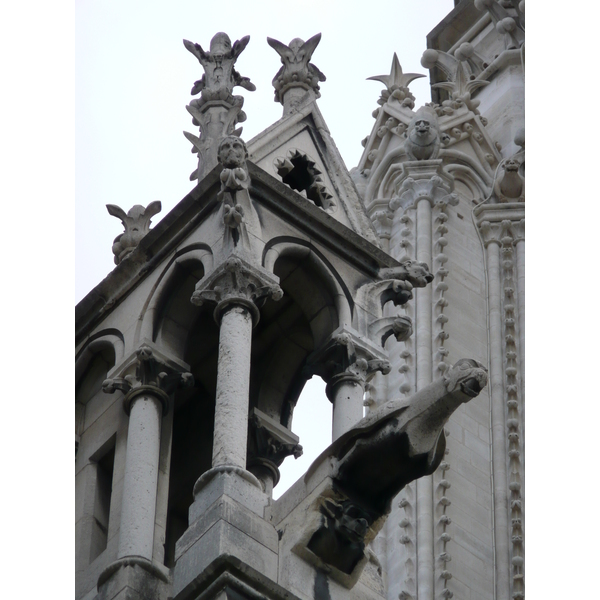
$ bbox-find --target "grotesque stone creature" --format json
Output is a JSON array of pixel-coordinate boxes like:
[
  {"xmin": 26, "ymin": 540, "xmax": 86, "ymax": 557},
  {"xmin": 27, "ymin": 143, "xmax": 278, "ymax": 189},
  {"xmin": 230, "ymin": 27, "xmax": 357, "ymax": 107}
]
[
  {"xmin": 306, "ymin": 359, "xmax": 488, "ymax": 517},
  {"xmin": 217, "ymin": 135, "xmax": 250, "ymax": 193},
  {"xmin": 267, "ymin": 34, "xmax": 326, "ymax": 103},
  {"xmin": 106, "ymin": 201, "xmax": 162, "ymax": 265},
  {"xmin": 183, "ymin": 32, "xmax": 255, "ymax": 106},
  {"xmin": 307, "ymin": 499, "xmax": 372, "ymax": 575},
  {"xmin": 494, "ymin": 157, "xmax": 524, "ymax": 202},
  {"xmin": 405, "ymin": 106, "xmax": 441, "ymax": 161},
  {"xmin": 378, "ymin": 258, "xmax": 435, "ymax": 307}
]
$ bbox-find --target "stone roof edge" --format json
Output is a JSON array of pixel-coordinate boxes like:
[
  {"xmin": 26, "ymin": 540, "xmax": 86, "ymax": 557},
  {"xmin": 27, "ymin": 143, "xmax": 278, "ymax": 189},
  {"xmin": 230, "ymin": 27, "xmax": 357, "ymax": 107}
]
[{"xmin": 76, "ymin": 161, "xmax": 399, "ymax": 343}]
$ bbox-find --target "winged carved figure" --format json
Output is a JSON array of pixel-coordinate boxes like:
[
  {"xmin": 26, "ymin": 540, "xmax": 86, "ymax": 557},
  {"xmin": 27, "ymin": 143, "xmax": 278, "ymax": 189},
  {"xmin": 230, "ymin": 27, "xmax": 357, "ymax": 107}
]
[{"xmin": 267, "ymin": 33, "xmax": 326, "ymax": 103}]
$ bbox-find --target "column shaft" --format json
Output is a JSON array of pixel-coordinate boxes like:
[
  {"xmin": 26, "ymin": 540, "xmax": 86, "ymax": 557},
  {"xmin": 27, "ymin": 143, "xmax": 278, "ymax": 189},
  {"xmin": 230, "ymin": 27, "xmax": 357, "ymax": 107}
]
[
  {"xmin": 118, "ymin": 394, "xmax": 163, "ymax": 560},
  {"xmin": 331, "ymin": 378, "xmax": 364, "ymax": 441},
  {"xmin": 415, "ymin": 198, "xmax": 434, "ymax": 600},
  {"xmin": 486, "ymin": 241, "xmax": 511, "ymax": 600},
  {"xmin": 212, "ymin": 305, "xmax": 253, "ymax": 468}
]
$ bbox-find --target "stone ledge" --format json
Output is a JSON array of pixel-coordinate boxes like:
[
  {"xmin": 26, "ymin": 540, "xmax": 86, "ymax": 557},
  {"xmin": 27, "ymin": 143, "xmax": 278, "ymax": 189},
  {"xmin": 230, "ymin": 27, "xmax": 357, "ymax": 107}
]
[{"xmin": 173, "ymin": 555, "xmax": 298, "ymax": 600}]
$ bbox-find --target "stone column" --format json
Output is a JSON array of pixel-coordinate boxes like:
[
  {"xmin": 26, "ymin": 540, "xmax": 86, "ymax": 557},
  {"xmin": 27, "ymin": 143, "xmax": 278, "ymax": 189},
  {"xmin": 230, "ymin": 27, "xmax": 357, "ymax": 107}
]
[
  {"xmin": 191, "ymin": 256, "xmax": 283, "ymax": 479},
  {"xmin": 393, "ymin": 165, "xmax": 457, "ymax": 600},
  {"xmin": 98, "ymin": 343, "xmax": 192, "ymax": 600},
  {"xmin": 118, "ymin": 387, "xmax": 168, "ymax": 560},
  {"xmin": 329, "ymin": 372, "xmax": 366, "ymax": 441},
  {"xmin": 480, "ymin": 222, "xmax": 511, "ymax": 600},
  {"xmin": 212, "ymin": 305, "xmax": 254, "ymax": 468},
  {"xmin": 415, "ymin": 196, "xmax": 435, "ymax": 600},
  {"xmin": 308, "ymin": 328, "xmax": 390, "ymax": 442}
]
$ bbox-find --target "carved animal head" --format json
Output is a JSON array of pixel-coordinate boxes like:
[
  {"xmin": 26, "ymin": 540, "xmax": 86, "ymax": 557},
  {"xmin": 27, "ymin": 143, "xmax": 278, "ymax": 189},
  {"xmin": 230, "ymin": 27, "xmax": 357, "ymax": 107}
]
[
  {"xmin": 217, "ymin": 136, "xmax": 248, "ymax": 168},
  {"xmin": 443, "ymin": 358, "xmax": 488, "ymax": 397},
  {"xmin": 503, "ymin": 158, "xmax": 520, "ymax": 172},
  {"xmin": 400, "ymin": 258, "xmax": 434, "ymax": 287},
  {"xmin": 407, "ymin": 107, "xmax": 440, "ymax": 148}
]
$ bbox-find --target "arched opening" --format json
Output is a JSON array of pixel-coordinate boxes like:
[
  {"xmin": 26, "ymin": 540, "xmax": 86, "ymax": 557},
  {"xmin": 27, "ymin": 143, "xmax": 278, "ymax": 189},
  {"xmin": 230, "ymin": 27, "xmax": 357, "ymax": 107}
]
[
  {"xmin": 151, "ymin": 255, "xmax": 220, "ymax": 568},
  {"xmin": 273, "ymin": 375, "xmax": 331, "ymax": 500},
  {"xmin": 247, "ymin": 244, "xmax": 348, "ymax": 494}
]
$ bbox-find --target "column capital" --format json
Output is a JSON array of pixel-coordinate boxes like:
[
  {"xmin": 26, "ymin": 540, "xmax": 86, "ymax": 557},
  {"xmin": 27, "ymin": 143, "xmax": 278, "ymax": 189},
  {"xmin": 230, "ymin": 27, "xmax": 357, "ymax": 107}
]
[
  {"xmin": 102, "ymin": 341, "xmax": 193, "ymax": 416},
  {"xmin": 478, "ymin": 216, "xmax": 525, "ymax": 248},
  {"xmin": 306, "ymin": 327, "xmax": 391, "ymax": 401},
  {"xmin": 389, "ymin": 162, "xmax": 457, "ymax": 213},
  {"xmin": 190, "ymin": 255, "xmax": 283, "ymax": 326}
]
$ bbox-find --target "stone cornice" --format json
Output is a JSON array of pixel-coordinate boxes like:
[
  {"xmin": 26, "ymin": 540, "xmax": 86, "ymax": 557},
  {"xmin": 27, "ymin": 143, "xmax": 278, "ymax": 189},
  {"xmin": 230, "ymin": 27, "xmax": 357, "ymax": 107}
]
[{"xmin": 76, "ymin": 161, "xmax": 400, "ymax": 344}]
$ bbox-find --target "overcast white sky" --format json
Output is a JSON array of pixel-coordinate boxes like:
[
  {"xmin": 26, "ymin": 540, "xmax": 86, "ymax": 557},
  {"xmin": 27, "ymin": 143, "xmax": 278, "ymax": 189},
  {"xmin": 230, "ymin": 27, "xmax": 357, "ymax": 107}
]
[{"xmin": 75, "ymin": 0, "xmax": 455, "ymax": 302}]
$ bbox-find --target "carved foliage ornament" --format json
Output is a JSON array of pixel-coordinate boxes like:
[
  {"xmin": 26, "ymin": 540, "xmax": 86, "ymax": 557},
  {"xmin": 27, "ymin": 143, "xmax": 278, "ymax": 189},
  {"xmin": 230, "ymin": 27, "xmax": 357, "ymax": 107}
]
[
  {"xmin": 190, "ymin": 256, "xmax": 283, "ymax": 325},
  {"xmin": 421, "ymin": 49, "xmax": 489, "ymax": 114},
  {"xmin": 102, "ymin": 344, "xmax": 193, "ymax": 415},
  {"xmin": 367, "ymin": 53, "xmax": 424, "ymax": 109}
]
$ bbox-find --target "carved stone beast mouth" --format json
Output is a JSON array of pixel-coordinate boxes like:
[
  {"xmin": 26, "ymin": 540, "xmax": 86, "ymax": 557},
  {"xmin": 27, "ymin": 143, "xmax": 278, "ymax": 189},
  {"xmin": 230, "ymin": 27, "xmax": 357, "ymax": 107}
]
[{"xmin": 460, "ymin": 375, "xmax": 485, "ymax": 397}]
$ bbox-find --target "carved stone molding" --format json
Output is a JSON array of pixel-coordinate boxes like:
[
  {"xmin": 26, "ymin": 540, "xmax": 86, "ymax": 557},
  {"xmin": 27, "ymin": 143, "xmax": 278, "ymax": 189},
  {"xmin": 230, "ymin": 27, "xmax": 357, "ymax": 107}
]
[
  {"xmin": 389, "ymin": 162, "xmax": 458, "ymax": 213},
  {"xmin": 191, "ymin": 256, "xmax": 283, "ymax": 326},
  {"xmin": 474, "ymin": 0, "xmax": 525, "ymax": 50},
  {"xmin": 106, "ymin": 201, "xmax": 161, "ymax": 265},
  {"xmin": 102, "ymin": 340, "xmax": 193, "ymax": 415}
]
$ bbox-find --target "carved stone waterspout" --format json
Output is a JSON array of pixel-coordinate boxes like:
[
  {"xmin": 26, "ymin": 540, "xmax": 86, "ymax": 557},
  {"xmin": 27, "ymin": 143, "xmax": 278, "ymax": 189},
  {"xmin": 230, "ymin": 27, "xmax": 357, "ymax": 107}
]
[{"xmin": 293, "ymin": 359, "xmax": 488, "ymax": 584}]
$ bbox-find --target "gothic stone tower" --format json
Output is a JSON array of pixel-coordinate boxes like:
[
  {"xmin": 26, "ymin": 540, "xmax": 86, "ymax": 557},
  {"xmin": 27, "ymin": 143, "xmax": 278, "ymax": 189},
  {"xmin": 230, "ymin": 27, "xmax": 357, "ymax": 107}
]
[{"xmin": 76, "ymin": 4, "xmax": 523, "ymax": 600}]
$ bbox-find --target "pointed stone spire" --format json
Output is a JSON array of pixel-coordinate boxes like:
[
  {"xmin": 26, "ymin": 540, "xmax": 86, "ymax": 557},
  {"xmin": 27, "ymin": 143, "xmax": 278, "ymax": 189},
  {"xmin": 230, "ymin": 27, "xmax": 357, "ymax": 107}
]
[
  {"xmin": 183, "ymin": 32, "xmax": 255, "ymax": 181},
  {"xmin": 267, "ymin": 33, "xmax": 326, "ymax": 114},
  {"xmin": 367, "ymin": 53, "xmax": 425, "ymax": 109}
]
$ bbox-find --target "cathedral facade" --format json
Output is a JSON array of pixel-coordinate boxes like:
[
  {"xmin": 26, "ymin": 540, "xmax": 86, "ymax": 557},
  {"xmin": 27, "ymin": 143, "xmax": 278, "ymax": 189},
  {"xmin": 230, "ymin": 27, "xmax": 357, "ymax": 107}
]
[{"xmin": 76, "ymin": 2, "xmax": 524, "ymax": 599}]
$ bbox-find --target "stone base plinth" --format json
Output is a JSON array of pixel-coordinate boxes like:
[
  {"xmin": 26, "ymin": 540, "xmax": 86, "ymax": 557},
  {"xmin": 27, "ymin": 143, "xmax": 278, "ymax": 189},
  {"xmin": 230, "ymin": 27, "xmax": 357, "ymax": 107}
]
[
  {"xmin": 173, "ymin": 555, "xmax": 302, "ymax": 600},
  {"xmin": 95, "ymin": 557, "xmax": 170, "ymax": 600},
  {"xmin": 172, "ymin": 471, "xmax": 279, "ymax": 600}
]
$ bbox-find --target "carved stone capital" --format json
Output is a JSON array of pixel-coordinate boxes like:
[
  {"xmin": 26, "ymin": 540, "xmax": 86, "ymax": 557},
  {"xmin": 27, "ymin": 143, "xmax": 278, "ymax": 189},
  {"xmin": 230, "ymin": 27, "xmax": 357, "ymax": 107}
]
[
  {"xmin": 306, "ymin": 327, "xmax": 390, "ymax": 399},
  {"xmin": 477, "ymin": 206, "xmax": 525, "ymax": 246},
  {"xmin": 512, "ymin": 218, "xmax": 525, "ymax": 243},
  {"xmin": 102, "ymin": 341, "xmax": 194, "ymax": 416},
  {"xmin": 248, "ymin": 408, "xmax": 303, "ymax": 487},
  {"xmin": 190, "ymin": 256, "xmax": 283, "ymax": 326},
  {"xmin": 389, "ymin": 162, "xmax": 457, "ymax": 212}
]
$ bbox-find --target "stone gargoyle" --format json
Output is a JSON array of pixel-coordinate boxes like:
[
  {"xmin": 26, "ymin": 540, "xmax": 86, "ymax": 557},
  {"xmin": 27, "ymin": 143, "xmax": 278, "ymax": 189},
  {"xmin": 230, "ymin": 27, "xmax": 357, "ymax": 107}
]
[{"xmin": 300, "ymin": 358, "xmax": 488, "ymax": 579}]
